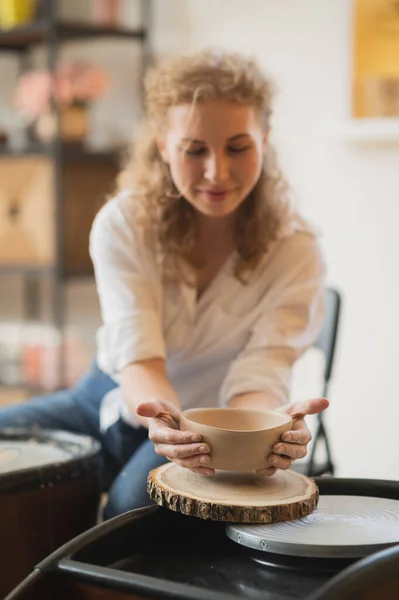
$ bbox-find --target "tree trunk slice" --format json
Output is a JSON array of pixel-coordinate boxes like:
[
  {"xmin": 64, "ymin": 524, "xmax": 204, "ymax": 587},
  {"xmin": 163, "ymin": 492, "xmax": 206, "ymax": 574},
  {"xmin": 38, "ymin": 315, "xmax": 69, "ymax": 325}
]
[{"xmin": 148, "ymin": 463, "xmax": 319, "ymax": 524}]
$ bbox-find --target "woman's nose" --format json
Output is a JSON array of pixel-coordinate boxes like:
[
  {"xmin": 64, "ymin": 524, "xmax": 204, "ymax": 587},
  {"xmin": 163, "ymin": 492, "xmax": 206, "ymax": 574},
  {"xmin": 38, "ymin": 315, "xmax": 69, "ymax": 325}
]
[{"xmin": 204, "ymin": 153, "xmax": 229, "ymax": 183}]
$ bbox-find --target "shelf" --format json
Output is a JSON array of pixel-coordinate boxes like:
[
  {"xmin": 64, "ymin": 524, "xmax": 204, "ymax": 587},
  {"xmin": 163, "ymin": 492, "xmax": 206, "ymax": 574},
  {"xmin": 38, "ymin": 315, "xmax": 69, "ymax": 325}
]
[
  {"xmin": 0, "ymin": 382, "xmax": 45, "ymax": 395},
  {"xmin": 327, "ymin": 117, "xmax": 399, "ymax": 142},
  {"xmin": 0, "ymin": 265, "xmax": 56, "ymax": 276},
  {"xmin": 0, "ymin": 143, "xmax": 46, "ymax": 157},
  {"xmin": 61, "ymin": 145, "xmax": 124, "ymax": 163},
  {"xmin": 0, "ymin": 142, "xmax": 124, "ymax": 162},
  {"xmin": 0, "ymin": 20, "xmax": 147, "ymax": 50},
  {"xmin": 0, "ymin": 265, "xmax": 96, "ymax": 280}
]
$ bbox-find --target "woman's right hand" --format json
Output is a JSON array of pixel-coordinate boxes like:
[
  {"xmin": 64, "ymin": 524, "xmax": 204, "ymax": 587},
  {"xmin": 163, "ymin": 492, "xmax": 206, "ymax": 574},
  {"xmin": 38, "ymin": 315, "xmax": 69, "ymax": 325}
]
[{"xmin": 136, "ymin": 400, "xmax": 214, "ymax": 475}]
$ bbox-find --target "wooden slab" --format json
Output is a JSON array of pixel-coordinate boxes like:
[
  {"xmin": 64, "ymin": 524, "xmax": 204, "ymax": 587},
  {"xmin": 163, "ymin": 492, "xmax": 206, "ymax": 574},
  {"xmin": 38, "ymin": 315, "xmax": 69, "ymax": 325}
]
[{"xmin": 148, "ymin": 463, "xmax": 319, "ymax": 523}]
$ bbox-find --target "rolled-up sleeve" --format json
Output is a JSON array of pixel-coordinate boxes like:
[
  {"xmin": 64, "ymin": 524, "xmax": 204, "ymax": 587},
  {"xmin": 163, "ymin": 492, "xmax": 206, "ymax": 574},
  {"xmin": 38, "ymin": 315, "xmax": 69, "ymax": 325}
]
[
  {"xmin": 220, "ymin": 233, "xmax": 326, "ymax": 404},
  {"xmin": 89, "ymin": 195, "xmax": 166, "ymax": 378}
]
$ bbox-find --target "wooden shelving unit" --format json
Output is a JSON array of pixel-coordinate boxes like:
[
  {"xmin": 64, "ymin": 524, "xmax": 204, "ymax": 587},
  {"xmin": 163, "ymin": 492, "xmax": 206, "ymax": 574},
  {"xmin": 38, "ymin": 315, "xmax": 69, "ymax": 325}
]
[{"xmin": 0, "ymin": 0, "xmax": 152, "ymax": 391}]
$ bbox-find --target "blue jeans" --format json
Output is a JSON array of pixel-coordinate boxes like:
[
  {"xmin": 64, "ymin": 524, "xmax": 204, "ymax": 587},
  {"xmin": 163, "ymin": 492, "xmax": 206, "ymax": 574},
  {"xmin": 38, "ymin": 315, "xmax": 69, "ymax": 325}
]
[{"xmin": 0, "ymin": 362, "xmax": 167, "ymax": 518}]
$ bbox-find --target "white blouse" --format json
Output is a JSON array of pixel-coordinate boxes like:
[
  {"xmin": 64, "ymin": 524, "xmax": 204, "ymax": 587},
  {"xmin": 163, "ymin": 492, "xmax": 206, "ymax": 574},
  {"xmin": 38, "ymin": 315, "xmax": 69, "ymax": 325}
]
[{"xmin": 89, "ymin": 191, "xmax": 325, "ymax": 430}]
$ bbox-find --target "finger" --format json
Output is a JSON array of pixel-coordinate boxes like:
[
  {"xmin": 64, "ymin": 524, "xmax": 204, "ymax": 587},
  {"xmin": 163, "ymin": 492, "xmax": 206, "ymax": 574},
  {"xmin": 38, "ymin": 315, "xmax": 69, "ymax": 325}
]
[
  {"xmin": 155, "ymin": 442, "xmax": 210, "ymax": 459},
  {"xmin": 189, "ymin": 467, "xmax": 215, "ymax": 476},
  {"xmin": 149, "ymin": 425, "xmax": 201, "ymax": 445},
  {"xmin": 285, "ymin": 397, "xmax": 329, "ymax": 418},
  {"xmin": 136, "ymin": 400, "xmax": 181, "ymax": 421},
  {"xmin": 136, "ymin": 401, "xmax": 160, "ymax": 419},
  {"xmin": 268, "ymin": 453, "xmax": 293, "ymax": 470},
  {"xmin": 273, "ymin": 442, "xmax": 307, "ymax": 460},
  {"xmin": 256, "ymin": 466, "xmax": 277, "ymax": 477},
  {"xmin": 281, "ymin": 426, "xmax": 312, "ymax": 445},
  {"xmin": 170, "ymin": 453, "xmax": 212, "ymax": 469}
]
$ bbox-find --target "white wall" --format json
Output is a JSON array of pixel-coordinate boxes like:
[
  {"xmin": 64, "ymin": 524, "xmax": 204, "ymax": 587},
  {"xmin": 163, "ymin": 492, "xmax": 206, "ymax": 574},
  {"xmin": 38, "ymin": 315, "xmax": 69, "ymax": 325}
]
[
  {"xmin": 0, "ymin": 0, "xmax": 398, "ymax": 480},
  {"xmin": 150, "ymin": 0, "xmax": 399, "ymax": 480}
]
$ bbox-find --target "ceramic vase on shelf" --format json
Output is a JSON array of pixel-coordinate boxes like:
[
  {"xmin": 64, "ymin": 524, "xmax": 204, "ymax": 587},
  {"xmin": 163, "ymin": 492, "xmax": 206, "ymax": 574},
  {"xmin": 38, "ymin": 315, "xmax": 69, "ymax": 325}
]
[
  {"xmin": 34, "ymin": 102, "xmax": 89, "ymax": 144},
  {"xmin": 91, "ymin": 0, "xmax": 120, "ymax": 26},
  {"xmin": 0, "ymin": 0, "xmax": 37, "ymax": 29}
]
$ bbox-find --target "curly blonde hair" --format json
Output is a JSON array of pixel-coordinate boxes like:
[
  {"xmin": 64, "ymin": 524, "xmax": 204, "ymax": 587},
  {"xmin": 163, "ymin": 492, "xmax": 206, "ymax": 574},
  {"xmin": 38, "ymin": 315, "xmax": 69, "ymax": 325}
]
[{"xmin": 117, "ymin": 48, "xmax": 291, "ymax": 284}]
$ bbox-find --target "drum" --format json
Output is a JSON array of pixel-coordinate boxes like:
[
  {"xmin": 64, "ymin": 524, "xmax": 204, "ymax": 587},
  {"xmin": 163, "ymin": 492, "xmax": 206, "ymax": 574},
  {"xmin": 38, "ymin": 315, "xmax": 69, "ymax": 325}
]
[
  {"xmin": 4, "ymin": 476, "xmax": 399, "ymax": 600},
  {"xmin": 0, "ymin": 428, "xmax": 101, "ymax": 598}
]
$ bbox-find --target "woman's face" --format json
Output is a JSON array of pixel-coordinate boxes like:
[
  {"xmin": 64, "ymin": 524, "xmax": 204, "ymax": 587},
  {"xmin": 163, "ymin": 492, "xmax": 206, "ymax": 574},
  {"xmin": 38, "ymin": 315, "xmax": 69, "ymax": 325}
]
[{"xmin": 158, "ymin": 100, "xmax": 268, "ymax": 219}]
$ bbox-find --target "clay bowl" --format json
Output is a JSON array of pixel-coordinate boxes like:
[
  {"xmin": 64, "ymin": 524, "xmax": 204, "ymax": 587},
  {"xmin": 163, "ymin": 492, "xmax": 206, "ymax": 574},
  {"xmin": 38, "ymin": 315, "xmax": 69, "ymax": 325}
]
[{"xmin": 180, "ymin": 407, "xmax": 292, "ymax": 472}]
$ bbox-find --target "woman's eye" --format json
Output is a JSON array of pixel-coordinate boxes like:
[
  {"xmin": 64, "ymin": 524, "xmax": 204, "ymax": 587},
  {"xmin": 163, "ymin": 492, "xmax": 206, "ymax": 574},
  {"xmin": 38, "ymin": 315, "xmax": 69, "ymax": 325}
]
[
  {"xmin": 185, "ymin": 147, "xmax": 207, "ymax": 156},
  {"xmin": 183, "ymin": 146, "xmax": 250, "ymax": 156},
  {"xmin": 228, "ymin": 146, "xmax": 250, "ymax": 154}
]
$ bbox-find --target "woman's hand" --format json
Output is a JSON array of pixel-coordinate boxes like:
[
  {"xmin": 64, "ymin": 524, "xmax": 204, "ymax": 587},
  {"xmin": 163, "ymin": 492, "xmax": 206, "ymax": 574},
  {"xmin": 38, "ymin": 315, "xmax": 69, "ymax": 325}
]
[
  {"xmin": 136, "ymin": 400, "xmax": 214, "ymax": 475},
  {"xmin": 256, "ymin": 398, "xmax": 329, "ymax": 476}
]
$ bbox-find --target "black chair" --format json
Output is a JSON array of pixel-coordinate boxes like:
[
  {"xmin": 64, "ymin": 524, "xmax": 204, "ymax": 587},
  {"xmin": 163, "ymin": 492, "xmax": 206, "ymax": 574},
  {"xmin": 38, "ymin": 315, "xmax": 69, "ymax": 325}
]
[
  {"xmin": 294, "ymin": 287, "xmax": 342, "ymax": 477},
  {"xmin": 307, "ymin": 543, "xmax": 399, "ymax": 600}
]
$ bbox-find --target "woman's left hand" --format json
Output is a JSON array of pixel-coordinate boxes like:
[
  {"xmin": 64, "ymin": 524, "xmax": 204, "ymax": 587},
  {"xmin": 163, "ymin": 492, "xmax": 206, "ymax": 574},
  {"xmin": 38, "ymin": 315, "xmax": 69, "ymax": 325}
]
[{"xmin": 256, "ymin": 398, "xmax": 329, "ymax": 476}]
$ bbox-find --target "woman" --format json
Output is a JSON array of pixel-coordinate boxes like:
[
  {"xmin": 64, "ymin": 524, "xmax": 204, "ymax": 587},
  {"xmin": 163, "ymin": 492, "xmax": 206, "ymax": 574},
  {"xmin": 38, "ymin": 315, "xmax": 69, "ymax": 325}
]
[{"xmin": 0, "ymin": 49, "xmax": 328, "ymax": 519}]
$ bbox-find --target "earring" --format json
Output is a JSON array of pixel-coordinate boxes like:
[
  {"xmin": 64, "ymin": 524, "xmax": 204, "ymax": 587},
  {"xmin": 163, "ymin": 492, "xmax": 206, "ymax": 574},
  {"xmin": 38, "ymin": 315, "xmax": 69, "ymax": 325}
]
[{"xmin": 161, "ymin": 161, "xmax": 181, "ymax": 199}]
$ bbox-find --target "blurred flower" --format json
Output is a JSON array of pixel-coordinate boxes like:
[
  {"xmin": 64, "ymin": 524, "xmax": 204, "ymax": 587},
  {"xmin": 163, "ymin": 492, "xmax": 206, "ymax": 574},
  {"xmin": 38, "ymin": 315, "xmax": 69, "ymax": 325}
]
[{"xmin": 14, "ymin": 61, "xmax": 109, "ymax": 123}]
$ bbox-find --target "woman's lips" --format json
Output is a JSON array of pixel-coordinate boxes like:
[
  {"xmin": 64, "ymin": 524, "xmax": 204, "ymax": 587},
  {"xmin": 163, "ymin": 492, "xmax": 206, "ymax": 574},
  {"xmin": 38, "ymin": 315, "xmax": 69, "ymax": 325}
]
[{"xmin": 198, "ymin": 189, "xmax": 235, "ymax": 201}]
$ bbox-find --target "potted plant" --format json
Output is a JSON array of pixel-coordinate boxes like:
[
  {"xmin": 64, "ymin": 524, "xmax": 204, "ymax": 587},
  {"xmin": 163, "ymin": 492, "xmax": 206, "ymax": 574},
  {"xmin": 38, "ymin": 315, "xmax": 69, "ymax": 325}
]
[{"xmin": 14, "ymin": 61, "xmax": 109, "ymax": 144}]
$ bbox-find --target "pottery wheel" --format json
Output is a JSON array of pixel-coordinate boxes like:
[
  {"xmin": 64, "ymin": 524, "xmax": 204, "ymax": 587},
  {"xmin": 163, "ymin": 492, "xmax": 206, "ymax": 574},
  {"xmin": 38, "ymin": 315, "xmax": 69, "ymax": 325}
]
[
  {"xmin": 148, "ymin": 463, "xmax": 318, "ymax": 523},
  {"xmin": 226, "ymin": 495, "xmax": 399, "ymax": 558},
  {"xmin": 0, "ymin": 441, "xmax": 70, "ymax": 474}
]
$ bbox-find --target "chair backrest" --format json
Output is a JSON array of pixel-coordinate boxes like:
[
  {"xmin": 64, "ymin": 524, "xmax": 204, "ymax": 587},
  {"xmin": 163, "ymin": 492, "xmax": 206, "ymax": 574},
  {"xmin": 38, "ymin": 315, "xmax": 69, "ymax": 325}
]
[
  {"xmin": 313, "ymin": 288, "xmax": 341, "ymax": 384},
  {"xmin": 307, "ymin": 543, "xmax": 399, "ymax": 600}
]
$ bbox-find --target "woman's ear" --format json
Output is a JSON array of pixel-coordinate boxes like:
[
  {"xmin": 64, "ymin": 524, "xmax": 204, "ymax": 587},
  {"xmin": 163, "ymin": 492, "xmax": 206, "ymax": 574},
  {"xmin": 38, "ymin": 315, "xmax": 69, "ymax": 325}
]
[{"xmin": 156, "ymin": 135, "xmax": 169, "ymax": 163}]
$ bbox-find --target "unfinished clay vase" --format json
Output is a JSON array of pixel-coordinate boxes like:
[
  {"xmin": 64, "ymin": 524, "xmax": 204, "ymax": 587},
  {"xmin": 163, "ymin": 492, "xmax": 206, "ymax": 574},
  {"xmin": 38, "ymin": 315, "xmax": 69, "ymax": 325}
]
[{"xmin": 180, "ymin": 407, "xmax": 292, "ymax": 472}]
